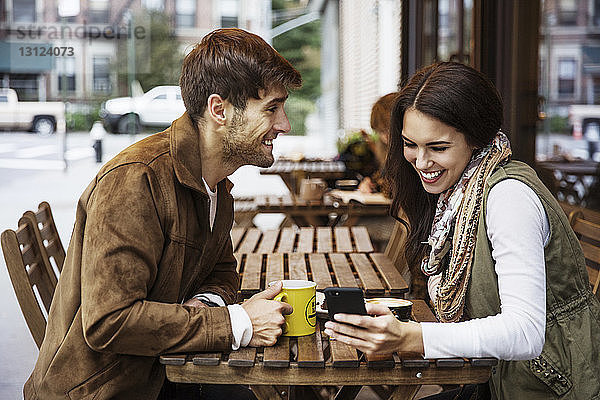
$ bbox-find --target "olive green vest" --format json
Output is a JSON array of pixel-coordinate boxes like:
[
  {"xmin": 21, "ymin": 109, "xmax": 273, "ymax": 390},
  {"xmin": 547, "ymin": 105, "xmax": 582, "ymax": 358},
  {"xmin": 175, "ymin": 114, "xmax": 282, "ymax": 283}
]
[{"xmin": 465, "ymin": 160, "xmax": 600, "ymax": 399}]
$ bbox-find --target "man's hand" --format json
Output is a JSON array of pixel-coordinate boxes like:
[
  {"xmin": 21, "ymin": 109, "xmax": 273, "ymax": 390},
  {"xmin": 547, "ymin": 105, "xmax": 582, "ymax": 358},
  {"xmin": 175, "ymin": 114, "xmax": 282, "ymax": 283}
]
[
  {"xmin": 241, "ymin": 281, "xmax": 293, "ymax": 347},
  {"xmin": 183, "ymin": 298, "xmax": 208, "ymax": 308}
]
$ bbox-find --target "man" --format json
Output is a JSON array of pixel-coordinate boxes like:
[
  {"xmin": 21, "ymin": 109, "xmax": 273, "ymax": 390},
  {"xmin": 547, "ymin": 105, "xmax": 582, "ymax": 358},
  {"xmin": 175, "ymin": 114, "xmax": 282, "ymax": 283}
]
[{"xmin": 24, "ymin": 28, "xmax": 301, "ymax": 399}]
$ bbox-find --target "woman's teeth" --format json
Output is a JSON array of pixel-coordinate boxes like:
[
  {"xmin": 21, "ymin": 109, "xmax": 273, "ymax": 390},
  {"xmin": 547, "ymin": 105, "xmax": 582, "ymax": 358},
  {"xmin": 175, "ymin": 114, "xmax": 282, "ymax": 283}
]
[
  {"xmin": 420, "ymin": 170, "xmax": 442, "ymax": 180},
  {"xmin": 263, "ymin": 139, "xmax": 273, "ymax": 146}
]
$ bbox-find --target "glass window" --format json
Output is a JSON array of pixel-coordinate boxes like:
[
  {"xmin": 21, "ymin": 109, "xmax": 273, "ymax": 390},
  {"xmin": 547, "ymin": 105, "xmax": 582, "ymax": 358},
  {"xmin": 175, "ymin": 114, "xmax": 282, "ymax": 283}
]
[
  {"xmin": 9, "ymin": 74, "xmax": 38, "ymax": 100},
  {"xmin": 143, "ymin": 0, "xmax": 164, "ymax": 11},
  {"xmin": 221, "ymin": 16, "xmax": 238, "ymax": 28},
  {"xmin": 88, "ymin": 0, "xmax": 109, "ymax": 24},
  {"xmin": 538, "ymin": 0, "xmax": 600, "ymax": 164},
  {"xmin": 558, "ymin": 58, "xmax": 576, "ymax": 97},
  {"xmin": 593, "ymin": 77, "xmax": 600, "ymax": 104},
  {"xmin": 558, "ymin": 0, "xmax": 577, "ymax": 26},
  {"xmin": 93, "ymin": 56, "xmax": 111, "ymax": 93},
  {"xmin": 57, "ymin": 57, "xmax": 76, "ymax": 92},
  {"xmin": 221, "ymin": 0, "xmax": 239, "ymax": 28},
  {"xmin": 437, "ymin": 0, "xmax": 471, "ymax": 64},
  {"xmin": 176, "ymin": 0, "xmax": 196, "ymax": 28},
  {"xmin": 88, "ymin": 9, "xmax": 109, "ymax": 23},
  {"xmin": 0, "ymin": 95, "xmax": 8, "ymax": 102},
  {"xmin": 14, "ymin": 0, "xmax": 36, "ymax": 23}
]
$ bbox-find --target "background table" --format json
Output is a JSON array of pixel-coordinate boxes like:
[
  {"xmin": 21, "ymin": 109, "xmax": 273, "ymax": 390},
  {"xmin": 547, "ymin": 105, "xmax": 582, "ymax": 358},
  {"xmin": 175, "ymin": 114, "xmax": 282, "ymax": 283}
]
[
  {"xmin": 160, "ymin": 300, "xmax": 496, "ymax": 400},
  {"xmin": 260, "ymin": 159, "xmax": 347, "ymax": 195},
  {"xmin": 234, "ymin": 194, "xmax": 390, "ymax": 227}
]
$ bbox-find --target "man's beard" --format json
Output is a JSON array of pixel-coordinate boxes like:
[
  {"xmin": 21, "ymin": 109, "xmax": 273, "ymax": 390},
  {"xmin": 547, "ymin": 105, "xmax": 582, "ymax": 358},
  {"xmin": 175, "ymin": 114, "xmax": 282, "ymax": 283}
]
[{"xmin": 222, "ymin": 108, "xmax": 274, "ymax": 168}]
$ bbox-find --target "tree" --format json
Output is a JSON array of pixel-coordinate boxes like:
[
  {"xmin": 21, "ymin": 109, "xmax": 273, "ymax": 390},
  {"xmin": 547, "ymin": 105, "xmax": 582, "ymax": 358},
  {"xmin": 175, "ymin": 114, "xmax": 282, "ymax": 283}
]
[
  {"xmin": 114, "ymin": 11, "xmax": 183, "ymax": 94},
  {"xmin": 272, "ymin": 0, "xmax": 321, "ymax": 134}
]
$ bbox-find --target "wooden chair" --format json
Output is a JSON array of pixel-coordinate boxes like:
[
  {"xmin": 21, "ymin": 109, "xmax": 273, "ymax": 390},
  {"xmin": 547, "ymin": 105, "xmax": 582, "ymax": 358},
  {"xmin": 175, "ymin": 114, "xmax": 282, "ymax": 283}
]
[
  {"xmin": 560, "ymin": 201, "xmax": 600, "ymax": 225},
  {"xmin": 1, "ymin": 212, "xmax": 58, "ymax": 348},
  {"xmin": 384, "ymin": 219, "xmax": 410, "ymax": 279},
  {"xmin": 382, "ymin": 214, "xmax": 433, "ymax": 300},
  {"xmin": 569, "ymin": 210, "xmax": 600, "ymax": 298},
  {"xmin": 30, "ymin": 201, "xmax": 65, "ymax": 275}
]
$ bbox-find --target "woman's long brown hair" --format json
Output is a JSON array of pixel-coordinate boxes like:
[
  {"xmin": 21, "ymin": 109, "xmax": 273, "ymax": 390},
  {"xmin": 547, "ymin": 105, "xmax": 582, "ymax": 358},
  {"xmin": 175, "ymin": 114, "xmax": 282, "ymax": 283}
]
[{"xmin": 384, "ymin": 62, "xmax": 503, "ymax": 274}]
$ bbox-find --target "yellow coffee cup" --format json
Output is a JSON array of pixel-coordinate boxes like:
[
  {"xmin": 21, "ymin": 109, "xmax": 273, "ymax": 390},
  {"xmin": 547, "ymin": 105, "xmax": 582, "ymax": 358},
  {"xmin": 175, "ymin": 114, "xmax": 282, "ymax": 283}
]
[{"xmin": 272, "ymin": 280, "xmax": 317, "ymax": 336}]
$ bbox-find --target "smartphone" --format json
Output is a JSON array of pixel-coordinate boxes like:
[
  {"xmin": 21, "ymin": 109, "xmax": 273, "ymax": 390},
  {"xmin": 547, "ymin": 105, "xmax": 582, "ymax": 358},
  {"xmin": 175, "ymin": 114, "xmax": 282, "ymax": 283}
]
[{"xmin": 324, "ymin": 287, "xmax": 367, "ymax": 320}]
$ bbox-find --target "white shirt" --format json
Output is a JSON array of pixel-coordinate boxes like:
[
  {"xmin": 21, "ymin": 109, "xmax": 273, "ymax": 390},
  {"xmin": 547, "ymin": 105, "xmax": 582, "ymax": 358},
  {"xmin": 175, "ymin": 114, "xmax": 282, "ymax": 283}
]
[
  {"xmin": 421, "ymin": 179, "xmax": 549, "ymax": 360},
  {"xmin": 196, "ymin": 178, "xmax": 253, "ymax": 350},
  {"xmin": 202, "ymin": 178, "xmax": 218, "ymax": 231}
]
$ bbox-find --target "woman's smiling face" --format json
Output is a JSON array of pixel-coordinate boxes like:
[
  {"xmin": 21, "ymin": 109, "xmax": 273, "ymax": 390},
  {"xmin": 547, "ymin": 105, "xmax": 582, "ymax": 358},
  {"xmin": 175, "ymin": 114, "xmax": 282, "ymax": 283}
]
[{"xmin": 402, "ymin": 108, "xmax": 475, "ymax": 194}]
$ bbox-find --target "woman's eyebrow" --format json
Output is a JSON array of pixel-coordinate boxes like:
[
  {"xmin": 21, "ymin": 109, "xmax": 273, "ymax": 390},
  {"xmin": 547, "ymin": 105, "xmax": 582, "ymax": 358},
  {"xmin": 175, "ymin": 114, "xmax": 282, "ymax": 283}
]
[
  {"xmin": 426, "ymin": 140, "xmax": 452, "ymax": 146},
  {"xmin": 401, "ymin": 135, "xmax": 451, "ymax": 146},
  {"xmin": 401, "ymin": 135, "xmax": 415, "ymax": 143}
]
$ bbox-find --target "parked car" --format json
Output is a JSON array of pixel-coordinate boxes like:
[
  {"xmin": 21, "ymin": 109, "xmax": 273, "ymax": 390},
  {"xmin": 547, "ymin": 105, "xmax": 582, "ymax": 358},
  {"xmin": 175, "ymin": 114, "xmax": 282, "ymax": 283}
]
[
  {"xmin": 0, "ymin": 88, "xmax": 66, "ymax": 136},
  {"xmin": 568, "ymin": 104, "xmax": 600, "ymax": 138},
  {"xmin": 100, "ymin": 85, "xmax": 185, "ymax": 134}
]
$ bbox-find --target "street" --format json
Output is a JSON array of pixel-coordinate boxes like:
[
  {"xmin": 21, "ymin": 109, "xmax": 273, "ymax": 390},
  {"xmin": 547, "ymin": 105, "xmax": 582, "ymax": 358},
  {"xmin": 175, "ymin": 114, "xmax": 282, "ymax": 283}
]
[{"xmin": 0, "ymin": 131, "xmax": 147, "ymax": 398}]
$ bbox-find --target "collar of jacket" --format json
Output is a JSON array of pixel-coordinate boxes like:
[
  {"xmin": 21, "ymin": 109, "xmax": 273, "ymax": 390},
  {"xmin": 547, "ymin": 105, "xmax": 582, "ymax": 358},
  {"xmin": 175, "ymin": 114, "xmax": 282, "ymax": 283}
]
[{"xmin": 170, "ymin": 111, "xmax": 234, "ymax": 195}]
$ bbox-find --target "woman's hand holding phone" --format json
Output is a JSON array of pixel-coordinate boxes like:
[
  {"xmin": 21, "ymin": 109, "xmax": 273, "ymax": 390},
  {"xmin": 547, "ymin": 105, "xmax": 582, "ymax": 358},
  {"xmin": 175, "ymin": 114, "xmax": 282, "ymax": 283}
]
[{"xmin": 323, "ymin": 291, "xmax": 425, "ymax": 357}]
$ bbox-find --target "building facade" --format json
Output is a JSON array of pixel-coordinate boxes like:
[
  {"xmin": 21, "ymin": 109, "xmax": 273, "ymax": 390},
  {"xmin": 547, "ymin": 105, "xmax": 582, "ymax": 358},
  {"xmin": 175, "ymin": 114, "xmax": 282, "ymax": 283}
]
[
  {"xmin": 542, "ymin": 0, "xmax": 600, "ymax": 114},
  {"xmin": 0, "ymin": 0, "xmax": 271, "ymax": 101}
]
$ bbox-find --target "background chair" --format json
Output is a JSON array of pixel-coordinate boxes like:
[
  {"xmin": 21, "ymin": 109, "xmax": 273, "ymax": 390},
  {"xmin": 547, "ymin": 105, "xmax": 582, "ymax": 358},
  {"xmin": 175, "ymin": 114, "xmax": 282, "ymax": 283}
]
[
  {"xmin": 569, "ymin": 210, "xmax": 600, "ymax": 298},
  {"xmin": 1, "ymin": 212, "xmax": 58, "ymax": 348},
  {"xmin": 30, "ymin": 201, "xmax": 65, "ymax": 276},
  {"xmin": 560, "ymin": 201, "xmax": 600, "ymax": 225}
]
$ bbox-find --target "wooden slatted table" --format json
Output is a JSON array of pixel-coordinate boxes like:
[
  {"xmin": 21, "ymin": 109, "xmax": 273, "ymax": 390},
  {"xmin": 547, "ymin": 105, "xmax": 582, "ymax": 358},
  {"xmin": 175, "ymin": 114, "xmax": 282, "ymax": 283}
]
[
  {"xmin": 231, "ymin": 226, "xmax": 375, "ymax": 254},
  {"xmin": 160, "ymin": 300, "xmax": 496, "ymax": 400},
  {"xmin": 233, "ymin": 251, "xmax": 408, "ymax": 297},
  {"xmin": 234, "ymin": 194, "xmax": 390, "ymax": 228},
  {"xmin": 259, "ymin": 159, "xmax": 346, "ymax": 195}
]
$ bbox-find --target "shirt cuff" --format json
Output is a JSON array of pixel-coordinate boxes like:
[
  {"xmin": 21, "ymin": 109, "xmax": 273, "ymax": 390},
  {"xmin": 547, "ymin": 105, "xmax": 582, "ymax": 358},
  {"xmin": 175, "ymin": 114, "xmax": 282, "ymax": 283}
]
[
  {"xmin": 227, "ymin": 304, "xmax": 253, "ymax": 350},
  {"xmin": 193, "ymin": 293, "xmax": 226, "ymax": 307},
  {"xmin": 421, "ymin": 321, "xmax": 446, "ymax": 359}
]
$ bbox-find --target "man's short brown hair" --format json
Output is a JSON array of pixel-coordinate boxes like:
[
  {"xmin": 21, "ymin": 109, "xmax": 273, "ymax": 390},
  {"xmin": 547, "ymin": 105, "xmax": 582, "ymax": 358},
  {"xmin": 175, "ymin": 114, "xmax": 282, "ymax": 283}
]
[{"xmin": 180, "ymin": 28, "xmax": 302, "ymax": 122}]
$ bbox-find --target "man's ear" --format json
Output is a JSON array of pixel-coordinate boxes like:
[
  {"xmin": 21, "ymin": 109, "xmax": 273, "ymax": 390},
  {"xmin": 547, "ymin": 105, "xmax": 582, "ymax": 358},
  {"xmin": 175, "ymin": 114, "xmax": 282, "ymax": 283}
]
[{"xmin": 207, "ymin": 94, "xmax": 227, "ymax": 125}]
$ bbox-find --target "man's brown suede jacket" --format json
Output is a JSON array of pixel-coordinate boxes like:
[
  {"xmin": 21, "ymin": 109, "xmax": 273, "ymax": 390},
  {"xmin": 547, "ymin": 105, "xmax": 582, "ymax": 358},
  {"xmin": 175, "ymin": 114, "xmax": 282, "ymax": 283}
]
[{"xmin": 24, "ymin": 113, "xmax": 240, "ymax": 399}]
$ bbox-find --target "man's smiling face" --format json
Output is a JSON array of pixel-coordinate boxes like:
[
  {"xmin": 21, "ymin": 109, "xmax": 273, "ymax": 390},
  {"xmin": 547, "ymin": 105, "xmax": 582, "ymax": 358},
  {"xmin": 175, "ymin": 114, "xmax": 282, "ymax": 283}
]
[{"xmin": 222, "ymin": 85, "xmax": 291, "ymax": 168}]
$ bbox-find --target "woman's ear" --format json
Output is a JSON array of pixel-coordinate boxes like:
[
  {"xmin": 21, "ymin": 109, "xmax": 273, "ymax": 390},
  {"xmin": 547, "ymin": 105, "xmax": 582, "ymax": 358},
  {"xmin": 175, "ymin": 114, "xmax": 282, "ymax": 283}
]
[{"xmin": 207, "ymin": 94, "xmax": 227, "ymax": 125}]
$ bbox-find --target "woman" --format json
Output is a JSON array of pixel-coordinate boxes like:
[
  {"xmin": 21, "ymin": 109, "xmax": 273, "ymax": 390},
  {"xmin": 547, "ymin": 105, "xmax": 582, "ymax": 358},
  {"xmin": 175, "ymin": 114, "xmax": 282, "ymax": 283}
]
[
  {"xmin": 358, "ymin": 92, "xmax": 399, "ymax": 194},
  {"xmin": 323, "ymin": 62, "xmax": 600, "ymax": 399}
]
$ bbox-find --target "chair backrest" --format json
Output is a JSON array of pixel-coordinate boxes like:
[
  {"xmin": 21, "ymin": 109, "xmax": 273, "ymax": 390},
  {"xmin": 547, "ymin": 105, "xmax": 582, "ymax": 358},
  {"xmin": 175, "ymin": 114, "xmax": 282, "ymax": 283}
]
[
  {"xmin": 31, "ymin": 201, "xmax": 65, "ymax": 275},
  {"xmin": 1, "ymin": 213, "xmax": 58, "ymax": 348},
  {"xmin": 569, "ymin": 210, "xmax": 600, "ymax": 298},
  {"xmin": 560, "ymin": 201, "xmax": 600, "ymax": 225},
  {"xmin": 384, "ymin": 219, "xmax": 409, "ymax": 277}
]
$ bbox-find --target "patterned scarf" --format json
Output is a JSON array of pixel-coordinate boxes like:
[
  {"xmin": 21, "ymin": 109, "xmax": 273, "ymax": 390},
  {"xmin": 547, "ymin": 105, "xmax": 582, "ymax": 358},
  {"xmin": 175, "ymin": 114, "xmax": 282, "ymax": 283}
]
[{"xmin": 421, "ymin": 131, "xmax": 512, "ymax": 322}]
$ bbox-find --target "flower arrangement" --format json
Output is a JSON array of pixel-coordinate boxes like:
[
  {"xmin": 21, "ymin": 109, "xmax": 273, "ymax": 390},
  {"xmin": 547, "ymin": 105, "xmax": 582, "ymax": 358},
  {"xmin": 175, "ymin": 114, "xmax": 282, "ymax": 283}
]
[{"xmin": 335, "ymin": 130, "xmax": 379, "ymax": 178}]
